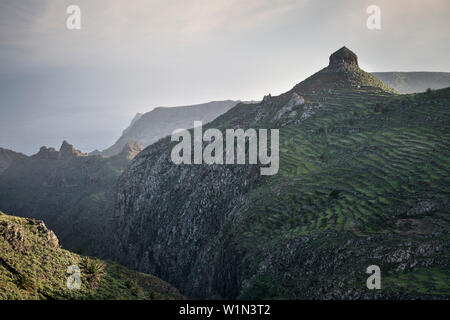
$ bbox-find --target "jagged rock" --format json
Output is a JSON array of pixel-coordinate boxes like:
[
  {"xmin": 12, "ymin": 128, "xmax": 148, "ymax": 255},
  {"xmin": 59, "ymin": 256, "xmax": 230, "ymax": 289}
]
[
  {"xmin": 273, "ymin": 93, "xmax": 305, "ymax": 121},
  {"xmin": 34, "ymin": 220, "xmax": 59, "ymax": 248},
  {"xmin": 119, "ymin": 141, "xmax": 144, "ymax": 159},
  {"xmin": 33, "ymin": 146, "xmax": 58, "ymax": 160},
  {"xmin": 58, "ymin": 140, "xmax": 87, "ymax": 159},
  {"xmin": 0, "ymin": 221, "xmax": 30, "ymax": 253},
  {"xmin": 262, "ymin": 94, "xmax": 272, "ymax": 103}
]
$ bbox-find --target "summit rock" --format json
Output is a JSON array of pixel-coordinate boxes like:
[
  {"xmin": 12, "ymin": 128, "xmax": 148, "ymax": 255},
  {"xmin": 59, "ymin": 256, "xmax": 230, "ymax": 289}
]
[
  {"xmin": 327, "ymin": 46, "xmax": 359, "ymax": 71},
  {"xmin": 58, "ymin": 140, "xmax": 87, "ymax": 159}
]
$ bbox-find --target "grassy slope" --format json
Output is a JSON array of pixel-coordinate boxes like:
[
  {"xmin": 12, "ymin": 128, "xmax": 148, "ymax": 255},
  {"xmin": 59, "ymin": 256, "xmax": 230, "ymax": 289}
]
[
  {"xmin": 0, "ymin": 211, "xmax": 184, "ymax": 300},
  {"xmin": 231, "ymin": 87, "xmax": 450, "ymax": 298},
  {"xmin": 112, "ymin": 59, "xmax": 449, "ymax": 299}
]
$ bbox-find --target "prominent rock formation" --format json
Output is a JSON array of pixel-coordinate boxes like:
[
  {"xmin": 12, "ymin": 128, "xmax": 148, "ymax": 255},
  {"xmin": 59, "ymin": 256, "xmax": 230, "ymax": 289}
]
[
  {"xmin": 290, "ymin": 47, "xmax": 396, "ymax": 95},
  {"xmin": 118, "ymin": 141, "xmax": 144, "ymax": 159},
  {"xmin": 58, "ymin": 140, "xmax": 87, "ymax": 159},
  {"xmin": 33, "ymin": 146, "xmax": 58, "ymax": 160}
]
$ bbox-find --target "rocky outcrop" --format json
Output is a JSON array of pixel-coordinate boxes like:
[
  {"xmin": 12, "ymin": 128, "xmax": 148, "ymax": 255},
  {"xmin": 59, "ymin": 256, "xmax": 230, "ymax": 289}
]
[
  {"xmin": 118, "ymin": 141, "xmax": 144, "ymax": 159},
  {"xmin": 327, "ymin": 46, "xmax": 359, "ymax": 71},
  {"xmin": 290, "ymin": 47, "xmax": 397, "ymax": 96},
  {"xmin": 273, "ymin": 93, "xmax": 305, "ymax": 121},
  {"xmin": 58, "ymin": 140, "xmax": 87, "ymax": 159}
]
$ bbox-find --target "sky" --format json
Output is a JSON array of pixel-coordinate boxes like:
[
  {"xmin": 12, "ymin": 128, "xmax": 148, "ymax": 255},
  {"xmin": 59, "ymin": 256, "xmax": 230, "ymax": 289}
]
[{"xmin": 0, "ymin": 0, "xmax": 449, "ymax": 155}]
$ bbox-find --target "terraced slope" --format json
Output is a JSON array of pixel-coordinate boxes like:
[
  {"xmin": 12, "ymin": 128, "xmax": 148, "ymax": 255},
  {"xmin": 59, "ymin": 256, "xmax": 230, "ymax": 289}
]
[
  {"xmin": 112, "ymin": 47, "xmax": 450, "ymax": 299},
  {"xmin": 236, "ymin": 88, "xmax": 450, "ymax": 299},
  {"xmin": 0, "ymin": 211, "xmax": 183, "ymax": 300}
]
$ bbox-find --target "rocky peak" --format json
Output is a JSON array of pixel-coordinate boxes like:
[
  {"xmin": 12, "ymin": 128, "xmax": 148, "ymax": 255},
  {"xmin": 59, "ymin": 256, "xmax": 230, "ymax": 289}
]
[
  {"xmin": 119, "ymin": 141, "xmax": 144, "ymax": 160},
  {"xmin": 34, "ymin": 146, "xmax": 59, "ymax": 160},
  {"xmin": 262, "ymin": 94, "xmax": 272, "ymax": 103},
  {"xmin": 58, "ymin": 140, "xmax": 87, "ymax": 159},
  {"xmin": 327, "ymin": 46, "xmax": 359, "ymax": 71}
]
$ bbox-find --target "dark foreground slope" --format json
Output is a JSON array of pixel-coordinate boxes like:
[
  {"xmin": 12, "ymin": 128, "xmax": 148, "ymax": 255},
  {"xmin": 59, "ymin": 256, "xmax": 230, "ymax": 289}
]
[
  {"xmin": 0, "ymin": 141, "xmax": 143, "ymax": 257},
  {"xmin": 112, "ymin": 47, "xmax": 450, "ymax": 299},
  {"xmin": 0, "ymin": 211, "xmax": 183, "ymax": 300},
  {"xmin": 373, "ymin": 72, "xmax": 450, "ymax": 94}
]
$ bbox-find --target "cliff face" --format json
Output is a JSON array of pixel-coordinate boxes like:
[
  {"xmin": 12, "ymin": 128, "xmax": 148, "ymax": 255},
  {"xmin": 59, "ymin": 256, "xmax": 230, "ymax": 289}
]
[{"xmin": 112, "ymin": 48, "xmax": 450, "ymax": 299}]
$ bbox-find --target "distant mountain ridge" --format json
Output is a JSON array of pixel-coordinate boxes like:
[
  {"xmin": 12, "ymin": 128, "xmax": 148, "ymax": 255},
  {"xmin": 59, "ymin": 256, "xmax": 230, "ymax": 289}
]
[
  {"xmin": 372, "ymin": 72, "xmax": 450, "ymax": 93},
  {"xmin": 97, "ymin": 100, "xmax": 239, "ymax": 157},
  {"xmin": 94, "ymin": 71, "xmax": 450, "ymax": 158}
]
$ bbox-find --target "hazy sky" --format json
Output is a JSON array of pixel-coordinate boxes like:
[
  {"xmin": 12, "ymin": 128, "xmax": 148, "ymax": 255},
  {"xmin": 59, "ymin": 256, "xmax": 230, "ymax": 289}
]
[{"xmin": 1, "ymin": 0, "xmax": 449, "ymax": 155}]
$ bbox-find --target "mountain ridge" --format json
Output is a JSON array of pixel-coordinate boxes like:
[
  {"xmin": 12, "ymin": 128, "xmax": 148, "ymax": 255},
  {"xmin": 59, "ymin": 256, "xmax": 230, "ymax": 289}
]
[{"xmin": 97, "ymin": 100, "xmax": 240, "ymax": 157}]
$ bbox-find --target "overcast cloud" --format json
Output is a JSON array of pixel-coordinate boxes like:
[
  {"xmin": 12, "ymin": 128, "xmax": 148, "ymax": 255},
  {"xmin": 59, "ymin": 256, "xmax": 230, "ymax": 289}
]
[{"xmin": 1, "ymin": 0, "xmax": 449, "ymax": 154}]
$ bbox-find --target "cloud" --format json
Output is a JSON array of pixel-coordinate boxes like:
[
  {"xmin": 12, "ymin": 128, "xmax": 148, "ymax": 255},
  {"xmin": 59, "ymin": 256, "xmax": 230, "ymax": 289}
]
[{"xmin": 0, "ymin": 0, "xmax": 309, "ymax": 71}]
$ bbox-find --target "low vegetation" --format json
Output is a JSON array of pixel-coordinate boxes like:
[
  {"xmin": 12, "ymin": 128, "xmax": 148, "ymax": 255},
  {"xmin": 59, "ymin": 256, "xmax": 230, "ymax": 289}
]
[{"xmin": 0, "ymin": 211, "xmax": 184, "ymax": 300}]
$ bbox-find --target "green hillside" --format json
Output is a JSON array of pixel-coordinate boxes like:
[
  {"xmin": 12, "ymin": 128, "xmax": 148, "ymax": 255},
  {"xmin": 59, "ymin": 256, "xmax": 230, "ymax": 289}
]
[
  {"xmin": 235, "ymin": 87, "xmax": 450, "ymax": 299},
  {"xmin": 112, "ymin": 47, "xmax": 450, "ymax": 299},
  {"xmin": 0, "ymin": 211, "xmax": 184, "ymax": 300}
]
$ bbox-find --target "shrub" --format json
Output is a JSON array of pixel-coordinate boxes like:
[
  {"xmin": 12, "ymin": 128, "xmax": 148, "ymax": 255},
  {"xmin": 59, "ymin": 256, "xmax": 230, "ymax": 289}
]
[
  {"xmin": 80, "ymin": 257, "xmax": 106, "ymax": 289},
  {"xmin": 329, "ymin": 189, "xmax": 341, "ymax": 199},
  {"xmin": 15, "ymin": 274, "xmax": 35, "ymax": 291}
]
